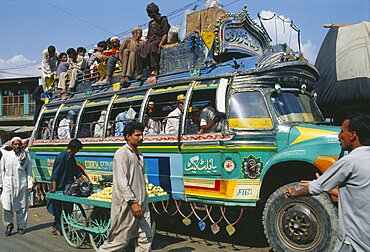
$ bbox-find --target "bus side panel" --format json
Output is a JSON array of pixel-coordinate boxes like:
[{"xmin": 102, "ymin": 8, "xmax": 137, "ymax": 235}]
[
  {"xmin": 30, "ymin": 151, "xmax": 58, "ymax": 183},
  {"xmin": 145, "ymin": 153, "xmax": 184, "ymax": 201}
]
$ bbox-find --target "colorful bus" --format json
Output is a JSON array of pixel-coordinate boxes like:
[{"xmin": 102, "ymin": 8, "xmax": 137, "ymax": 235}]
[{"xmin": 30, "ymin": 7, "xmax": 341, "ymax": 251}]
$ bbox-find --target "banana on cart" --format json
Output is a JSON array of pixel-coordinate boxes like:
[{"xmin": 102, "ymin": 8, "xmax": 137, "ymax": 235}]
[
  {"xmin": 88, "ymin": 184, "xmax": 167, "ymax": 202},
  {"xmin": 88, "ymin": 186, "xmax": 113, "ymax": 202},
  {"xmin": 146, "ymin": 183, "xmax": 167, "ymax": 197}
]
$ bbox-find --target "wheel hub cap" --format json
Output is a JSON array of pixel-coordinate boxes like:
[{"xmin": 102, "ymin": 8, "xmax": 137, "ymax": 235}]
[{"xmin": 281, "ymin": 204, "xmax": 318, "ymax": 245}]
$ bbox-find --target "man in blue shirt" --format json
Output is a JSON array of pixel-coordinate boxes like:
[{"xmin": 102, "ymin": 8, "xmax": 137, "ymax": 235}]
[
  {"xmin": 286, "ymin": 113, "xmax": 370, "ymax": 251},
  {"xmin": 47, "ymin": 139, "xmax": 84, "ymax": 235}
]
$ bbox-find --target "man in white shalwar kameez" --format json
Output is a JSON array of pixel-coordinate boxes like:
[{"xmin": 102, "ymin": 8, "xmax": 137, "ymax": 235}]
[
  {"xmin": 57, "ymin": 110, "xmax": 76, "ymax": 139},
  {"xmin": 0, "ymin": 137, "xmax": 33, "ymax": 236},
  {"xmin": 98, "ymin": 122, "xmax": 153, "ymax": 252},
  {"xmin": 165, "ymin": 94, "xmax": 185, "ymax": 135},
  {"xmin": 41, "ymin": 45, "xmax": 58, "ymax": 91}
]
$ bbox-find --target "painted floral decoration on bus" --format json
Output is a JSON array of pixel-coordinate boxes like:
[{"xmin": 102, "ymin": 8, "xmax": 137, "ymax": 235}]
[
  {"xmin": 241, "ymin": 154, "xmax": 263, "ymax": 179},
  {"xmin": 223, "ymin": 157, "xmax": 236, "ymax": 173}
]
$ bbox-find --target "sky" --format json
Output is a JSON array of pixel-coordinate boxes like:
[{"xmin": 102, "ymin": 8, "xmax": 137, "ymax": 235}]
[{"xmin": 0, "ymin": 0, "xmax": 369, "ymax": 79}]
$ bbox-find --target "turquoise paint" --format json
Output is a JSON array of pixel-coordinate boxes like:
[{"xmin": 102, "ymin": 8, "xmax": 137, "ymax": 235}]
[{"xmin": 24, "ymin": 87, "xmax": 29, "ymax": 116}]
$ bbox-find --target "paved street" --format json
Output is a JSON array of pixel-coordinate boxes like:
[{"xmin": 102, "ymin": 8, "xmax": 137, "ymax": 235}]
[{"xmin": 0, "ymin": 205, "xmax": 271, "ymax": 252}]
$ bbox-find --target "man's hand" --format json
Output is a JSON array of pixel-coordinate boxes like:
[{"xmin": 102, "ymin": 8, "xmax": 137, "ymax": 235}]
[
  {"xmin": 28, "ymin": 187, "xmax": 33, "ymax": 193},
  {"xmin": 130, "ymin": 202, "xmax": 143, "ymax": 219},
  {"xmin": 285, "ymin": 187, "xmax": 297, "ymax": 198},
  {"xmin": 49, "ymin": 188, "xmax": 56, "ymax": 193}
]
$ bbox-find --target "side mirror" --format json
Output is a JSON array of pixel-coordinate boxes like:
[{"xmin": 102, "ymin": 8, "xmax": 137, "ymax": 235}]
[{"xmin": 216, "ymin": 78, "xmax": 228, "ymax": 114}]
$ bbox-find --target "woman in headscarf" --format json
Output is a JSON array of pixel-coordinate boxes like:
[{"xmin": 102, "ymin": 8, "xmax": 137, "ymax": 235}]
[
  {"xmin": 135, "ymin": 2, "xmax": 170, "ymax": 79},
  {"xmin": 0, "ymin": 137, "xmax": 33, "ymax": 236}
]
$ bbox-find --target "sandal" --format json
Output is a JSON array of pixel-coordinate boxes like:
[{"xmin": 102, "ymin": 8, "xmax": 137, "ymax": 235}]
[
  {"xmin": 5, "ymin": 223, "xmax": 14, "ymax": 236},
  {"xmin": 51, "ymin": 227, "xmax": 61, "ymax": 236}
]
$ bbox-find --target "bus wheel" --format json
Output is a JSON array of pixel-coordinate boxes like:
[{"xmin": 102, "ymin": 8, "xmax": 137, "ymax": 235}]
[{"xmin": 263, "ymin": 182, "xmax": 338, "ymax": 252}]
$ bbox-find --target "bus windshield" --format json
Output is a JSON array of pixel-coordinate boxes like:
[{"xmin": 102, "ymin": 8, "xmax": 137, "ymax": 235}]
[{"xmin": 270, "ymin": 91, "xmax": 324, "ymax": 123}]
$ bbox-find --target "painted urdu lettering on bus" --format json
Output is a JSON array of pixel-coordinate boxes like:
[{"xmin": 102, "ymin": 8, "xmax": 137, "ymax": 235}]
[{"xmin": 84, "ymin": 160, "xmax": 113, "ymax": 170}]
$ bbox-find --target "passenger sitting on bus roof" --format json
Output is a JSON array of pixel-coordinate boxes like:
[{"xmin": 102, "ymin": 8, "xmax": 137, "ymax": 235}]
[
  {"xmin": 135, "ymin": 3, "xmax": 170, "ymax": 80},
  {"xmin": 66, "ymin": 47, "xmax": 87, "ymax": 93},
  {"xmin": 186, "ymin": 106, "xmax": 200, "ymax": 134},
  {"xmin": 56, "ymin": 53, "xmax": 69, "ymax": 91},
  {"xmin": 88, "ymin": 41, "xmax": 106, "ymax": 70},
  {"xmin": 88, "ymin": 41, "xmax": 107, "ymax": 81},
  {"xmin": 92, "ymin": 36, "xmax": 121, "ymax": 86},
  {"xmin": 64, "ymin": 48, "xmax": 77, "ymax": 93},
  {"xmin": 77, "ymin": 47, "xmax": 88, "ymax": 70},
  {"xmin": 165, "ymin": 94, "xmax": 185, "ymax": 134},
  {"xmin": 57, "ymin": 110, "xmax": 77, "ymax": 139},
  {"xmin": 94, "ymin": 110, "xmax": 107, "ymax": 138},
  {"xmin": 41, "ymin": 45, "xmax": 58, "ymax": 92},
  {"xmin": 119, "ymin": 27, "xmax": 144, "ymax": 83},
  {"xmin": 199, "ymin": 105, "xmax": 222, "ymax": 134},
  {"xmin": 144, "ymin": 102, "xmax": 161, "ymax": 135}
]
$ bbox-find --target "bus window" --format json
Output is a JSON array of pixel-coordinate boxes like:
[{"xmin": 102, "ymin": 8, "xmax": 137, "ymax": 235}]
[
  {"xmin": 78, "ymin": 104, "xmax": 109, "ymax": 138},
  {"xmin": 186, "ymin": 82, "xmax": 223, "ymax": 134},
  {"xmin": 36, "ymin": 109, "xmax": 58, "ymax": 140},
  {"xmin": 228, "ymin": 91, "xmax": 273, "ymax": 130},
  {"xmin": 148, "ymin": 91, "xmax": 187, "ymax": 135},
  {"xmin": 109, "ymin": 95, "xmax": 143, "ymax": 137},
  {"xmin": 143, "ymin": 100, "xmax": 161, "ymax": 135},
  {"xmin": 54, "ymin": 102, "xmax": 83, "ymax": 139}
]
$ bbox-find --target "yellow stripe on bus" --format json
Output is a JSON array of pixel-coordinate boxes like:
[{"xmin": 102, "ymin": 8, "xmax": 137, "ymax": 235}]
[{"xmin": 228, "ymin": 118, "xmax": 273, "ymax": 129}]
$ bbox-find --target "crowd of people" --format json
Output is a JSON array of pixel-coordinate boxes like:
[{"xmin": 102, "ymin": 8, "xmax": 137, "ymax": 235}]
[{"xmin": 39, "ymin": 2, "xmax": 171, "ymax": 97}]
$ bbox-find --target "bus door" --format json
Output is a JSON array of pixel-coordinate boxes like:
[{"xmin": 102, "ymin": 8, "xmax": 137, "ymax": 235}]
[{"xmin": 222, "ymin": 88, "xmax": 277, "ymax": 202}]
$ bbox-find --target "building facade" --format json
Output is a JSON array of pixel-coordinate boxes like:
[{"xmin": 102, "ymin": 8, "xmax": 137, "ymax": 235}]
[{"xmin": 0, "ymin": 76, "xmax": 39, "ymax": 145}]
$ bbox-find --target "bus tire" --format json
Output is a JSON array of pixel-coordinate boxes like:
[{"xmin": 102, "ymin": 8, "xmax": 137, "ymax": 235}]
[{"xmin": 263, "ymin": 182, "xmax": 338, "ymax": 252}]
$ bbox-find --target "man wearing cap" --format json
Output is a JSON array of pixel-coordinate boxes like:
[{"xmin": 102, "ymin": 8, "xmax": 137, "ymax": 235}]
[
  {"xmin": 144, "ymin": 101, "xmax": 161, "ymax": 135},
  {"xmin": 0, "ymin": 137, "xmax": 33, "ymax": 236},
  {"xmin": 186, "ymin": 106, "xmax": 200, "ymax": 134},
  {"xmin": 119, "ymin": 27, "xmax": 144, "ymax": 83},
  {"xmin": 21, "ymin": 139, "xmax": 29, "ymax": 153},
  {"xmin": 165, "ymin": 94, "xmax": 185, "ymax": 134},
  {"xmin": 57, "ymin": 110, "xmax": 77, "ymax": 139}
]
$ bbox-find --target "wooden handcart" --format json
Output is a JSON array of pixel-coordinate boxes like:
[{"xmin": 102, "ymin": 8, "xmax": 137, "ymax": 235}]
[{"xmin": 46, "ymin": 191, "xmax": 169, "ymax": 251}]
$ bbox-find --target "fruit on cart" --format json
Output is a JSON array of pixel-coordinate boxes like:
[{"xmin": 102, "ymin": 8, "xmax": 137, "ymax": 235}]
[
  {"xmin": 87, "ymin": 184, "xmax": 167, "ymax": 202},
  {"xmin": 146, "ymin": 184, "xmax": 167, "ymax": 197},
  {"xmin": 88, "ymin": 187, "xmax": 112, "ymax": 202}
]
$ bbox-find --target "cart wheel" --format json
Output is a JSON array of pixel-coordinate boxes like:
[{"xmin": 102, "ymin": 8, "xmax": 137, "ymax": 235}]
[
  {"xmin": 61, "ymin": 203, "xmax": 87, "ymax": 248},
  {"xmin": 89, "ymin": 207, "xmax": 111, "ymax": 251}
]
